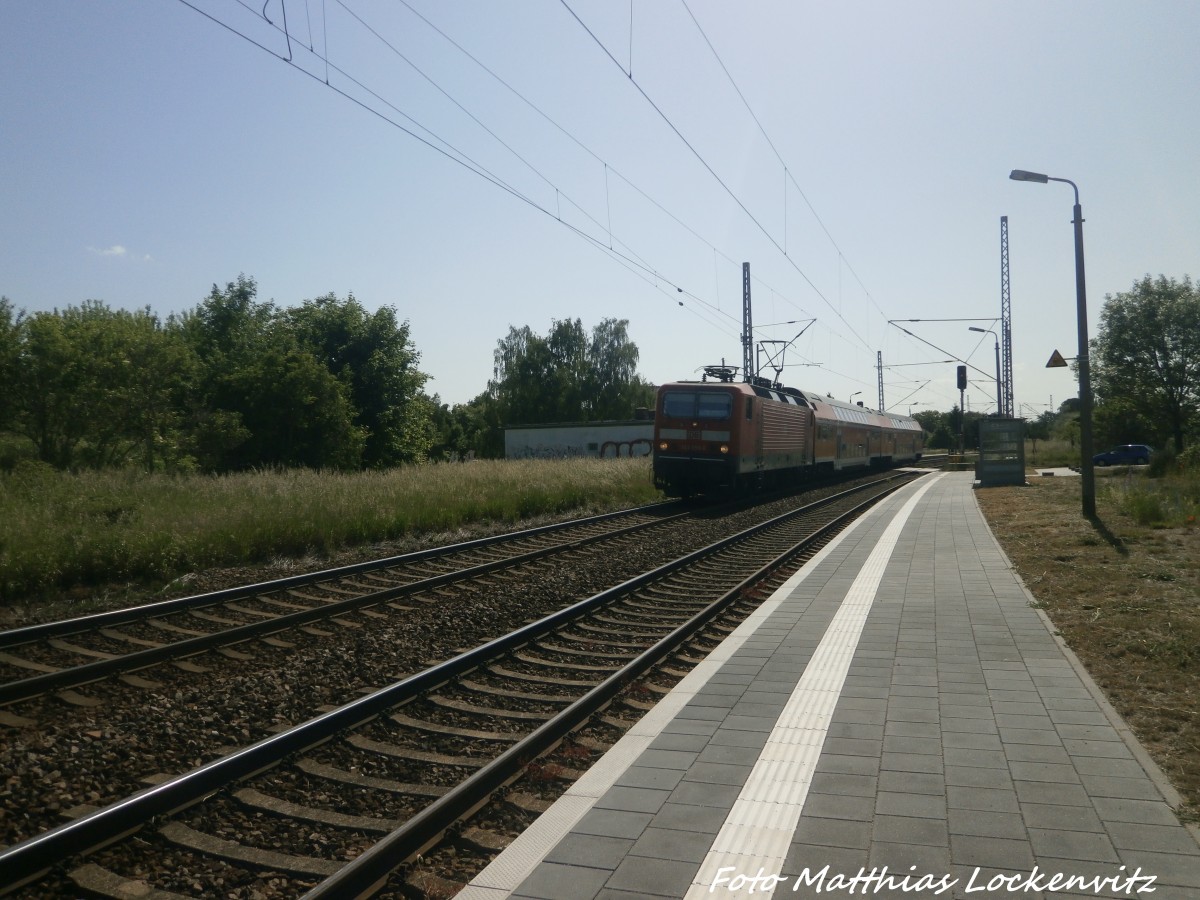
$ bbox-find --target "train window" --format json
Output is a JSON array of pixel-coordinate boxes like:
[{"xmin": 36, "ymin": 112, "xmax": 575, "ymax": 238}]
[
  {"xmin": 662, "ymin": 391, "xmax": 733, "ymax": 420},
  {"xmin": 662, "ymin": 392, "xmax": 696, "ymax": 418},
  {"xmin": 697, "ymin": 393, "xmax": 733, "ymax": 419}
]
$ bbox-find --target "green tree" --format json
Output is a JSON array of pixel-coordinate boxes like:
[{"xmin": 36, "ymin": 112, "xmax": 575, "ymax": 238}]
[
  {"xmin": 286, "ymin": 294, "xmax": 431, "ymax": 466},
  {"xmin": 8, "ymin": 301, "xmax": 192, "ymax": 469},
  {"xmin": 1092, "ymin": 275, "xmax": 1200, "ymax": 452},
  {"xmin": 488, "ymin": 318, "xmax": 652, "ymax": 427},
  {"xmin": 178, "ymin": 277, "xmax": 365, "ymax": 470},
  {"xmin": 0, "ymin": 297, "xmax": 22, "ymax": 431}
]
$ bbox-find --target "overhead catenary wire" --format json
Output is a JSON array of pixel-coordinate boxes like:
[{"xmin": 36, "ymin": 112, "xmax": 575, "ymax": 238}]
[
  {"xmin": 387, "ymin": 0, "xmax": 814, "ymax": 323},
  {"xmin": 180, "ymin": 0, "xmax": 746, "ymax": 334},
  {"xmin": 560, "ymin": 0, "xmax": 875, "ymax": 354}
]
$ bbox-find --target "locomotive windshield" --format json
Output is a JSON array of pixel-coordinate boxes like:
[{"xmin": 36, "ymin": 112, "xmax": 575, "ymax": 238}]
[{"xmin": 662, "ymin": 390, "xmax": 733, "ymax": 420}]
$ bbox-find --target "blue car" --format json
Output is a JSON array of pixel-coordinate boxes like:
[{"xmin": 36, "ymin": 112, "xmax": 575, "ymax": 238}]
[{"xmin": 1093, "ymin": 444, "xmax": 1153, "ymax": 466}]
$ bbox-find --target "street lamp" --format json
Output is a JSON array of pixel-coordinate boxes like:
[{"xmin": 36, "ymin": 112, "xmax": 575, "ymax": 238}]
[
  {"xmin": 969, "ymin": 326, "xmax": 1002, "ymax": 416},
  {"xmin": 1010, "ymin": 168, "xmax": 1095, "ymax": 517},
  {"xmin": 849, "ymin": 391, "xmax": 862, "ymax": 405}
]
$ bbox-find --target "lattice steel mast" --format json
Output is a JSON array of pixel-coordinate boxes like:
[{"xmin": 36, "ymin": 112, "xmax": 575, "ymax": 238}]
[
  {"xmin": 877, "ymin": 351, "xmax": 884, "ymax": 411},
  {"xmin": 1001, "ymin": 216, "xmax": 1014, "ymax": 416},
  {"xmin": 742, "ymin": 262, "xmax": 754, "ymax": 381}
]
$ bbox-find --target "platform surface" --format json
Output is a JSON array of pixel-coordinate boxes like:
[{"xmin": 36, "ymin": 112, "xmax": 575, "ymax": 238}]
[{"xmin": 460, "ymin": 472, "xmax": 1200, "ymax": 899}]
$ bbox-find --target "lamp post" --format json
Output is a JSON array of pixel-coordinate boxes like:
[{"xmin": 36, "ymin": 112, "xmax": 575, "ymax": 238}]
[
  {"xmin": 1010, "ymin": 169, "xmax": 1095, "ymax": 517},
  {"xmin": 849, "ymin": 391, "xmax": 862, "ymax": 405},
  {"xmin": 969, "ymin": 326, "xmax": 1002, "ymax": 416}
]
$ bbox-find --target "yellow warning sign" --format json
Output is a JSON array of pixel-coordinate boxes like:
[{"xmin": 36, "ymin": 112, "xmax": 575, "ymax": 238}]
[{"xmin": 1046, "ymin": 349, "xmax": 1068, "ymax": 368}]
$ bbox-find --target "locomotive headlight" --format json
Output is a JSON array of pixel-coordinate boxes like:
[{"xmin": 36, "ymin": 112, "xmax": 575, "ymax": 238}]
[
  {"xmin": 719, "ymin": 444, "xmax": 729, "ymax": 454},
  {"xmin": 658, "ymin": 441, "xmax": 669, "ymax": 451}
]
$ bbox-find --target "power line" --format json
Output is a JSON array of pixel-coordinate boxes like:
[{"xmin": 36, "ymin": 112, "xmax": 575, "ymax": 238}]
[
  {"xmin": 560, "ymin": 0, "xmax": 875, "ymax": 353},
  {"xmin": 179, "ymin": 0, "xmax": 743, "ymax": 332},
  {"xmin": 388, "ymin": 0, "xmax": 814, "ymax": 323}
]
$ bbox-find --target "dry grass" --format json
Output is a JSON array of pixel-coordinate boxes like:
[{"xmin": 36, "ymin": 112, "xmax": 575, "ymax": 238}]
[{"xmin": 976, "ymin": 475, "xmax": 1200, "ymax": 821}]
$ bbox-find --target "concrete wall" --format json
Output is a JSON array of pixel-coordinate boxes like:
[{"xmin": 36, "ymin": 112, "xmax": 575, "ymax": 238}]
[{"xmin": 504, "ymin": 422, "xmax": 654, "ymax": 459}]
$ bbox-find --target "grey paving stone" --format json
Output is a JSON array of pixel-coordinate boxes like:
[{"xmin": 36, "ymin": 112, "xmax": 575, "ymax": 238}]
[
  {"xmin": 646, "ymin": 731, "xmax": 711, "ymax": 753},
  {"xmin": 884, "ymin": 719, "xmax": 941, "ymax": 739},
  {"xmin": 1078, "ymin": 774, "xmax": 1163, "ymax": 801},
  {"xmin": 572, "ymin": 808, "xmax": 655, "ymax": 840},
  {"xmin": 821, "ymin": 736, "xmax": 884, "ymax": 758},
  {"xmin": 947, "ymin": 808, "xmax": 1027, "ymax": 840},
  {"xmin": 879, "ymin": 751, "xmax": 944, "ymax": 774},
  {"xmin": 808, "ymin": 771, "xmax": 878, "ymax": 798},
  {"xmin": 782, "ymin": 842, "xmax": 870, "ymax": 878},
  {"xmin": 1091, "ymin": 796, "xmax": 1183, "ymax": 826},
  {"xmin": 792, "ymin": 816, "xmax": 873, "ymax": 850},
  {"xmin": 945, "ymin": 747, "xmax": 1008, "ymax": 769},
  {"xmin": 628, "ymin": 826, "xmax": 712, "ymax": 864},
  {"xmin": 677, "ymin": 703, "xmax": 731, "ymax": 721},
  {"xmin": 814, "ymin": 753, "xmax": 881, "ymax": 776},
  {"xmin": 718, "ymin": 714, "xmax": 778, "ymax": 733},
  {"xmin": 513, "ymin": 861, "xmax": 613, "ymax": 900},
  {"xmin": 1013, "ymin": 780, "xmax": 1093, "ymax": 807},
  {"xmin": 1028, "ymin": 827, "xmax": 1120, "ymax": 863},
  {"xmin": 1008, "ymin": 760, "xmax": 1082, "ymax": 784},
  {"xmin": 614, "ymin": 765, "xmax": 685, "ymax": 792},
  {"xmin": 634, "ymin": 748, "xmax": 699, "ymax": 770},
  {"xmin": 802, "ymin": 791, "xmax": 875, "ymax": 821},
  {"xmin": 706, "ymin": 727, "xmax": 769, "ymax": 749},
  {"xmin": 649, "ymin": 801, "xmax": 730, "ymax": 834},
  {"xmin": 1061, "ymin": 738, "xmax": 1133, "ymax": 759},
  {"xmin": 1002, "ymin": 742, "xmax": 1071, "ymax": 764},
  {"xmin": 1020, "ymin": 802, "xmax": 1104, "ymax": 832},
  {"xmin": 877, "ymin": 770, "xmax": 945, "ymax": 796},
  {"xmin": 681, "ymin": 761, "xmax": 753, "ymax": 786},
  {"xmin": 668, "ymin": 780, "xmax": 741, "ymax": 809},
  {"xmin": 947, "ymin": 784, "xmax": 1019, "ymax": 813},
  {"xmin": 1071, "ymin": 756, "xmax": 1149, "ymax": 779},
  {"xmin": 872, "ymin": 814, "xmax": 948, "ymax": 846},
  {"xmin": 606, "ymin": 854, "xmax": 699, "ymax": 897},
  {"xmin": 874, "ymin": 790, "xmax": 947, "ymax": 819},
  {"xmin": 1106, "ymin": 822, "xmax": 1200, "ymax": 854},
  {"xmin": 594, "ymin": 785, "xmax": 673, "ymax": 815},
  {"xmin": 949, "ymin": 834, "xmax": 1036, "ymax": 870},
  {"xmin": 544, "ymin": 833, "xmax": 635, "ymax": 869},
  {"xmin": 1117, "ymin": 849, "xmax": 1200, "ymax": 888},
  {"xmin": 828, "ymin": 721, "xmax": 886, "ymax": 741}
]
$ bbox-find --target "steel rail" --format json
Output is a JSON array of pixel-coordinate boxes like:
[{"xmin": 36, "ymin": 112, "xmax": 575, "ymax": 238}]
[
  {"xmin": 0, "ymin": 509, "xmax": 692, "ymax": 706},
  {"xmin": 302, "ymin": 477, "xmax": 913, "ymax": 897},
  {"xmin": 0, "ymin": 501, "xmax": 682, "ymax": 649},
  {"xmin": 0, "ymin": 474, "xmax": 916, "ymax": 894}
]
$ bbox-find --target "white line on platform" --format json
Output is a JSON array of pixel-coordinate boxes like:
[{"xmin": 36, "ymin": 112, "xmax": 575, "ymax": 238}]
[
  {"xmin": 459, "ymin": 474, "xmax": 938, "ymax": 899},
  {"xmin": 684, "ymin": 475, "xmax": 940, "ymax": 898}
]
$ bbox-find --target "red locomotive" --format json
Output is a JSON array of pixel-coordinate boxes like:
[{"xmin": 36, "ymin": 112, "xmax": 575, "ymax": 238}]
[{"xmin": 652, "ymin": 367, "xmax": 923, "ymax": 496}]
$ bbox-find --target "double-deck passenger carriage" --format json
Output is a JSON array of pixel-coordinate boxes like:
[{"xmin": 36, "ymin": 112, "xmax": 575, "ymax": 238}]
[{"xmin": 652, "ymin": 367, "xmax": 923, "ymax": 496}]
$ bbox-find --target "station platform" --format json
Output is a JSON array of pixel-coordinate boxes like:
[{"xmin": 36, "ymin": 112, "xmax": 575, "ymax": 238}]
[{"xmin": 459, "ymin": 472, "xmax": 1200, "ymax": 900}]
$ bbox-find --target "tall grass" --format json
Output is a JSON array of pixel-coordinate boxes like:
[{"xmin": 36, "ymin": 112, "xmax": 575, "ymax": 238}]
[
  {"xmin": 0, "ymin": 458, "xmax": 660, "ymax": 602},
  {"xmin": 1105, "ymin": 466, "xmax": 1200, "ymax": 528},
  {"xmin": 1024, "ymin": 438, "xmax": 1079, "ymax": 468}
]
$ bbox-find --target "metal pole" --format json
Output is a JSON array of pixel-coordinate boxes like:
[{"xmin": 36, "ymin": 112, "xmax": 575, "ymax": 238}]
[
  {"xmin": 1009, "ymin": 170, "xmax": 1095, "ymax": 518},
  {"xmin": 1069, "ymin": 195, "xmax": 1096, "ymax": 517}
]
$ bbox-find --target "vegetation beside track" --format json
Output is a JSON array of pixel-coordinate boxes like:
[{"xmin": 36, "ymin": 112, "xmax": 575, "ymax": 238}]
[
  {"xmin": 0, "ymin": 457, "xmax": 659, "ymax": 609},
  {"xmin": 975, "ymin": 467, "xmax": 1200, "ymax": 822}
]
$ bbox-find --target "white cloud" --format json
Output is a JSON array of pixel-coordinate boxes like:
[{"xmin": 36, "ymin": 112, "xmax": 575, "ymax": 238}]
[{"xmin": 87, "ymin": 244, "xmax": 150, "ymax": 261}]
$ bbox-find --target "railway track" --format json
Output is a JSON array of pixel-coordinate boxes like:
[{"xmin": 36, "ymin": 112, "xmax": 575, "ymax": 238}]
[
  {"xmin": 0, "ymin": 502, "xmax": 690, "ymax": 706},
  {"xmin": 0, "ymin": 471, "xmax": 924, "ymax": 897}
]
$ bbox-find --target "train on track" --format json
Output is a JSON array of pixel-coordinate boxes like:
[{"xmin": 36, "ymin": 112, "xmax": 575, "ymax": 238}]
[{"xmin": 653, "ymin": 367, "xmax": 924, "ymax": 496}]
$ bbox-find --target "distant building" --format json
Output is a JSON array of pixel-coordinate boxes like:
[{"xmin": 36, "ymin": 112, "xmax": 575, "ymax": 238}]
[{"xmin": 504, "ymin": 414, "xmax": 653, "ymax": 460}]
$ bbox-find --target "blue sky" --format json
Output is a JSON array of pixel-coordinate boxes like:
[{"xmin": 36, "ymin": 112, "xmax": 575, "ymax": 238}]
[{"xmin": 4, "ymin": 1, "xmax": 1198, "ymax": 415}]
